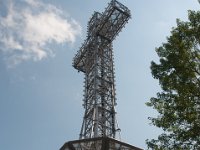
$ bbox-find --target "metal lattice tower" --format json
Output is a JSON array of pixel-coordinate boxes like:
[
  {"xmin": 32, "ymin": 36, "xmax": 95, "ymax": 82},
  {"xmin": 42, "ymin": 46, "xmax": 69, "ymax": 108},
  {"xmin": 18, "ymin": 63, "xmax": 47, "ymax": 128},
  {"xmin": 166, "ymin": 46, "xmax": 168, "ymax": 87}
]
[{"xmin": 73, "ymin": 0, "xmax": 131, "ymax": 140}]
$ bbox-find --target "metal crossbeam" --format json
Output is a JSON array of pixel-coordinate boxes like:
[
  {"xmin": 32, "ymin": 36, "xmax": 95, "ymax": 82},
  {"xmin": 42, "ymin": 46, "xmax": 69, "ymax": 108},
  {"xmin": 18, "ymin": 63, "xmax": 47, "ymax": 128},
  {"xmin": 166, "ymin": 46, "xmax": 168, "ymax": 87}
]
[
  {"xmin": 73, "ymin": 0, "xmax": 130, "ymax": 73},
  {"xmin": 73, "ymin": 0, "xmax": 131, "ymax": 140}
]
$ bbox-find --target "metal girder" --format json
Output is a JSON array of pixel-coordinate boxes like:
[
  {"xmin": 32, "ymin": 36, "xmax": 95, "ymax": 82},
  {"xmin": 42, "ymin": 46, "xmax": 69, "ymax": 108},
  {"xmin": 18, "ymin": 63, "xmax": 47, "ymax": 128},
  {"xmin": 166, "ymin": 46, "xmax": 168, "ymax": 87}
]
[
  {"xmin": 72, "ymin": 0, "xmax": 131, "ymax": 140},
  {"xmin": 73, "ymin": 0, "xmax": 131, "ymax": 73}
]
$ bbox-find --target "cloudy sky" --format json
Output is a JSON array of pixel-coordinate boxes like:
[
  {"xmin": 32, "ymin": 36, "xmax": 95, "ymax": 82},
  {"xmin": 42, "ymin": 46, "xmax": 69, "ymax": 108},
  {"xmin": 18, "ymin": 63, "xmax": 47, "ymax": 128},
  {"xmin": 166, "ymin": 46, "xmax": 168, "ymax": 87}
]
[{"xmin": 0, "ymin": 0, "xmax": 199, "ymax": 150}]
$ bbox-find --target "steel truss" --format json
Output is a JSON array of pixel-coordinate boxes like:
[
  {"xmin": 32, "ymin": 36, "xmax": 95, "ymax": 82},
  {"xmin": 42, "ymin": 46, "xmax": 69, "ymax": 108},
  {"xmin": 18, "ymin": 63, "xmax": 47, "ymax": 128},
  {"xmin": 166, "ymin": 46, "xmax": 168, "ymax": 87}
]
[{"xmin": 73, "ymin": 0, "xmax": 131, "ymax": 140}]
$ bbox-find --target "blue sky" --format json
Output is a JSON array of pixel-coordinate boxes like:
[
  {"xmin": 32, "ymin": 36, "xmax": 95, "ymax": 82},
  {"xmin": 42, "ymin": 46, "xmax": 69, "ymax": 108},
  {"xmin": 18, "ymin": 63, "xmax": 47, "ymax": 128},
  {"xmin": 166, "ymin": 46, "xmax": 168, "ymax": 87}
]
[{"xmin": 0, "ymin": 0, "xmax": 199, "ymax": 150}]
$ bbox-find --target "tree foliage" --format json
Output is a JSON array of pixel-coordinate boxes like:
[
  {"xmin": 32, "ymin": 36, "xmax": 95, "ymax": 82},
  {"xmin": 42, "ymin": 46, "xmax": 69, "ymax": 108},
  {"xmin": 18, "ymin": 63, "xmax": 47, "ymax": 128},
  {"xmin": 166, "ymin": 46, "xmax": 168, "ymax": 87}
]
[{"xmin": 146, "ymin": 10, "xmax": 200, "ymax": 150}]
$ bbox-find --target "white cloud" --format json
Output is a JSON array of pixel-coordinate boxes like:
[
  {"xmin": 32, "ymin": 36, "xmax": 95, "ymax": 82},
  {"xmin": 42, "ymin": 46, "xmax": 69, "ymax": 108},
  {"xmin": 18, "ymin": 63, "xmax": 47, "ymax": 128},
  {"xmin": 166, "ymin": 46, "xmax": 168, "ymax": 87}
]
[{"xmin": 0, "ymin": 0, "xmax": 81, "ymax": 67}]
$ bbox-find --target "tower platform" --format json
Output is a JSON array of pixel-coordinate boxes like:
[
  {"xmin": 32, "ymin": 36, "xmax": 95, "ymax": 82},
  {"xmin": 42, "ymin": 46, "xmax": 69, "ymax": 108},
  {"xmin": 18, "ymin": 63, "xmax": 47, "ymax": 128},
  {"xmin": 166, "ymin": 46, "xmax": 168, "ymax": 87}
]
[{"xmin": 60, "ymin": 137, "xmax": 143, "ymax": 150}]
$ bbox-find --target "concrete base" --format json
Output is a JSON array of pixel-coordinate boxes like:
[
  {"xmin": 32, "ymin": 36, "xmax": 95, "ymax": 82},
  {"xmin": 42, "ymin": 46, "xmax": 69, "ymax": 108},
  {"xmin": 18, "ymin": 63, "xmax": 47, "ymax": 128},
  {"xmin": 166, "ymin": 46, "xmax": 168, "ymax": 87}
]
[{"xmin": 60, "ymin": 137, "xmax": 143, "ymax": 150}]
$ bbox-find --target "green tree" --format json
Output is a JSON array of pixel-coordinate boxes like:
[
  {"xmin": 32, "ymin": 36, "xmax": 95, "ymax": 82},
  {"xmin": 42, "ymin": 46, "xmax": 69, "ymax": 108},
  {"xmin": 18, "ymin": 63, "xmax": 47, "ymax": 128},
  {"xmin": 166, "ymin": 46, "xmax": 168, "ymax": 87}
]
[{"xmin": 146, "ymin": 10, "xmax": 200, "ymax": 150}]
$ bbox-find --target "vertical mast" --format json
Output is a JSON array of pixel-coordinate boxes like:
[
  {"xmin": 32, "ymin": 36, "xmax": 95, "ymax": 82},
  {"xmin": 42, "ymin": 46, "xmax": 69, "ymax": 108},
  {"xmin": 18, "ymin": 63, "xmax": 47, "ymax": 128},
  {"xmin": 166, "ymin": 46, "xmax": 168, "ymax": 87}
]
[{"xmin": 73, "ymin": 0, "xmax": 131, "ymax": 140}]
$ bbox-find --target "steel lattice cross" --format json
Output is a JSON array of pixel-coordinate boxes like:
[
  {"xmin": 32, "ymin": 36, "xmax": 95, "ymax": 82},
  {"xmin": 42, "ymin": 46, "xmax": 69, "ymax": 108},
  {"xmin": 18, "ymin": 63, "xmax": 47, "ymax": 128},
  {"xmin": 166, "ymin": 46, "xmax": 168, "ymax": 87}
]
[{"xmin": 73, "ymin": 0, "xmax": 131, "ymax": 140}]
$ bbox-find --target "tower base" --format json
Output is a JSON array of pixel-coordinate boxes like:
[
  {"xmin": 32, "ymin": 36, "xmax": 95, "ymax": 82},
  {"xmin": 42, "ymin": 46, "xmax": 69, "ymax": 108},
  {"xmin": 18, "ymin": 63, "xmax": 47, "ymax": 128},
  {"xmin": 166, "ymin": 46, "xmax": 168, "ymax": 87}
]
[{"xmin": 60, "ymin": 137, "xmax": 143, "ymax": 150}]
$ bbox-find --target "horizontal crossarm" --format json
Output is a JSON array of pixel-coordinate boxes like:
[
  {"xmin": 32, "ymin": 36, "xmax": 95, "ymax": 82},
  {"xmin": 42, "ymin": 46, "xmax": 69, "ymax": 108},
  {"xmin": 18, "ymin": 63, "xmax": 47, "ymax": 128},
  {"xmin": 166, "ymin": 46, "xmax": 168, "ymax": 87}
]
[{"xmin": 73, "ymin": 0, "xmax": 131, "ymax": 73}]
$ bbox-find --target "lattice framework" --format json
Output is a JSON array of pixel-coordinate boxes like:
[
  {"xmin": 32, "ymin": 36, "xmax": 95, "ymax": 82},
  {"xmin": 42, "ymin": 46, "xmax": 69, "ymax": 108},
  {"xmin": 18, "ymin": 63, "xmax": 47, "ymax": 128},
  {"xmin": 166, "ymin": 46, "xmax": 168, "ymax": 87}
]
[{"xmin": 73, "ymin": 0, "xmax": 131, "ymax": 140}]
